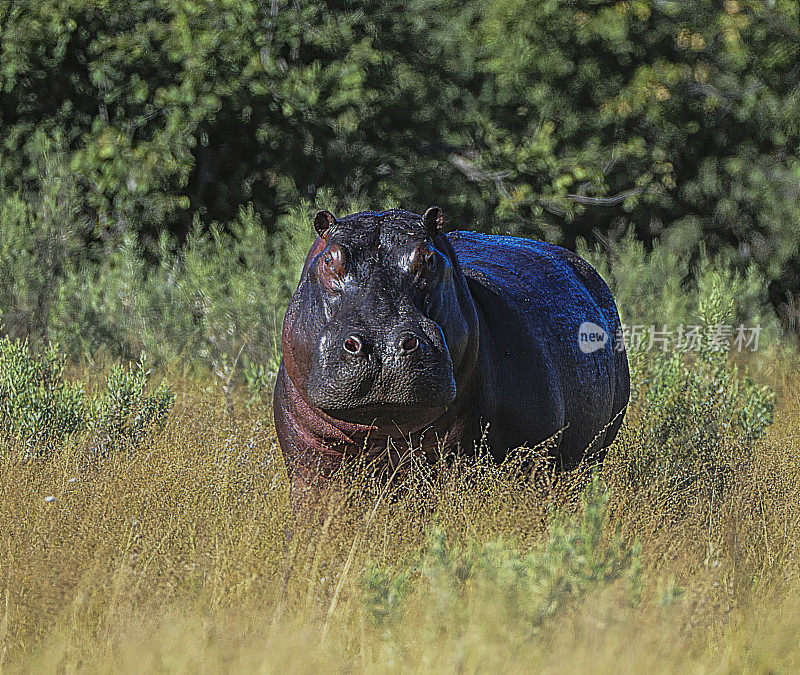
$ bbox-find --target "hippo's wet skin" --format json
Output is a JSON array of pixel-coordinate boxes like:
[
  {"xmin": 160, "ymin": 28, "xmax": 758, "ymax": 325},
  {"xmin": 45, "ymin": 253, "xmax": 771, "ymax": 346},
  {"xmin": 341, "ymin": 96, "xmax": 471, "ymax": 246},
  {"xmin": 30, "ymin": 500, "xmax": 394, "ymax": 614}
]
[{"xmin": 273, "ymin": 208, "xmax": 629, "ymax": 507}]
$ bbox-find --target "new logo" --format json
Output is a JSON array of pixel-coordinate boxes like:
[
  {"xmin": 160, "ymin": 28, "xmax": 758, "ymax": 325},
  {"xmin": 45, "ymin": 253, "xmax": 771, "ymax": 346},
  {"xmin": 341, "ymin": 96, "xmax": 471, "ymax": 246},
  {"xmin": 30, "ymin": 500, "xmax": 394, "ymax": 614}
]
[{"xmin": 578, "ymin": 322, "xmax": 608, "ymax": 354}]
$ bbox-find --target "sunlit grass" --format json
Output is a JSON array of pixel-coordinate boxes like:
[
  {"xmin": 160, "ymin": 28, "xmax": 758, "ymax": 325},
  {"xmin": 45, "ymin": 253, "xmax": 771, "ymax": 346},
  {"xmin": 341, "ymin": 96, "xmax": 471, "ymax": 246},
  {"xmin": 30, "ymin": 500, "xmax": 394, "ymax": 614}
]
[{"xmin": 2, "ymin": 358, "xmax": 800, "ymax": 672}]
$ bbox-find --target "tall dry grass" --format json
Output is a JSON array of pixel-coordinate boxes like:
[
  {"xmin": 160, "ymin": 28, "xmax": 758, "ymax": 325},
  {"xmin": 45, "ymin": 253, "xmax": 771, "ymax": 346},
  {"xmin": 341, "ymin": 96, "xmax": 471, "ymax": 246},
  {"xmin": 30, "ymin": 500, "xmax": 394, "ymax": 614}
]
[{"xmin": 2, "ymin": 365, "xmax": 800, "ymax": 672}]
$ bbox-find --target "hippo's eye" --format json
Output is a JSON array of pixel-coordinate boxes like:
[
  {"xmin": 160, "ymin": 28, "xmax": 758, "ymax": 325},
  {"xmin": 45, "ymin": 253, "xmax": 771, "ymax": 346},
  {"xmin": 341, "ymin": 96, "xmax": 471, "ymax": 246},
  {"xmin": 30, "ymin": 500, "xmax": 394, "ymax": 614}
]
[
  {"xmin": 319, "ymin": 243, "xmax": 347, "ymax": 289},
  {"xmin": 415, "ymin": 246, "xmax": 438, "ymax": 290}
]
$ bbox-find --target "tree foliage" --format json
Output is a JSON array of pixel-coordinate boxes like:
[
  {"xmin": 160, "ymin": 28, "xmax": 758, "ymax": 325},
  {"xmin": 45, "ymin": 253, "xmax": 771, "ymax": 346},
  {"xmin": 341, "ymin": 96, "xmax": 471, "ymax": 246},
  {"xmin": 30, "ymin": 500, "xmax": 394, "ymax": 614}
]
[{"xmin": 0, "ymin": 0, "xmax": 798, "ymax": 341}]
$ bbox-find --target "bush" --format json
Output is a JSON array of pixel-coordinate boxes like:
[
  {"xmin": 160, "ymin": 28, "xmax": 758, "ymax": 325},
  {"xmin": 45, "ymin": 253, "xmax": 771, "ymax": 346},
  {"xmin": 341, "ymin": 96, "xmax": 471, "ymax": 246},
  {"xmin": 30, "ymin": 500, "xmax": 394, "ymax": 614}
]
[
  {"xmin": 0, "ymin": 155, "xmax": 385, "ymax": 390},
  {"xmin": 616, "ymin": 275, "xmax": 775, "ymax": 494},
  {"xmin": 0, "ymin": 139, "xmax": 87, "ymax": 344},
  {"xmin": 362, "ymin": 476, "xmax": 640, "ymax": 637},
  {"xmin": 88, "ymin": 354, "xmax": 175, "ymax": 452},
  {"xmin": 0, "ymin": 338, "xmax": 87, "ymax": 452},
  {"xmin": 0, "ymin": 148, "xmax": 313, "ymax": 381},
  {"xmin": 53, "ymin": 204, "xmax": 305, "ymax": 376},
  {"xmin": 577, "ymin": 229, "xmax": 782, "ymax": 346},
  {"xmin": 0, "ymin": 338, "xmax": 173, "ymax": 455}
]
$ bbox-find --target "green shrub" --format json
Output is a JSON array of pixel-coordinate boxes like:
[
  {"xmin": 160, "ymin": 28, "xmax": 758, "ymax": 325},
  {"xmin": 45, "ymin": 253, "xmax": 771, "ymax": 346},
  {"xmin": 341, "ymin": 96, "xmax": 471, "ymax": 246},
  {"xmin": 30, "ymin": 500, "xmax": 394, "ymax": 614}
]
[
  {"xmin": 577, "ymin": 230, "xmax": 782, "ymax": 346},
  {"xmin": 0, "ymin": 338, "xmax": 87, "ymax": 452},
  {"xmin": 8, "ymin": 156, "xmax": 314, "ymax": 379},
  {"xmin": 362, "ymin": 476, "xmax": 640, "ymax": 636},
  {"xmin": 360, "ymin": 564, "xmax": 412, "ymax": 627},
  {"xmin": 0, "ymin": 338, "xmax": 173, "ymax": 455},
  {"xmin": 48, "ymin": 188, "xmax": 370, "ymax": 386},
  {"xmin": 617, "ymin": 275, "xmax": 775, "ymax": 493},
  {"xmin": 0, "ymin": 139, "xmax": 87, "ymax": 344},
  {"xmin": 88, "ymin": 354, "xmax": 174, "ymax": 451}
]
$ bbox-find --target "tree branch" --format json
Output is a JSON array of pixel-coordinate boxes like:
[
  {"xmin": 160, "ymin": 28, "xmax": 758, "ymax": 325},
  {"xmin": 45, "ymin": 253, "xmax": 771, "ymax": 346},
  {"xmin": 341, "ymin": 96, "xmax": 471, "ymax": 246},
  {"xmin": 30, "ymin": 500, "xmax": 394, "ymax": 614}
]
[{"xmin": 565, "ymin": 188, "xmax": 640, "ymax": 206}]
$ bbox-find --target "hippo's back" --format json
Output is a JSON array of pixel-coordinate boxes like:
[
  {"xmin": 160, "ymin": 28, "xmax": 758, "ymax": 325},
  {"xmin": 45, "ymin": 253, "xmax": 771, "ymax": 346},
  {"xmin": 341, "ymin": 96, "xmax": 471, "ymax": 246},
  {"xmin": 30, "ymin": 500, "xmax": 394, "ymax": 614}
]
[{"xmin": 446, "ymin": 230, "xmax": 629, "ymax": 465}]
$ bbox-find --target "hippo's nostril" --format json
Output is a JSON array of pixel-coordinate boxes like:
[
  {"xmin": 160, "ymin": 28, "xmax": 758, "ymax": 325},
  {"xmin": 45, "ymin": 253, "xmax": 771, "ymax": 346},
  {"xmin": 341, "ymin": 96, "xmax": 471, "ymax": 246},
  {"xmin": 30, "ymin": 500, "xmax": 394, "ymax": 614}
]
[
  {"xmin": 343, "ymin": 335, "xmax": 363, "ymax": 355},
  {"xmin": 398, "ymin": 334, "xmax": 420, "ymax": 354}
]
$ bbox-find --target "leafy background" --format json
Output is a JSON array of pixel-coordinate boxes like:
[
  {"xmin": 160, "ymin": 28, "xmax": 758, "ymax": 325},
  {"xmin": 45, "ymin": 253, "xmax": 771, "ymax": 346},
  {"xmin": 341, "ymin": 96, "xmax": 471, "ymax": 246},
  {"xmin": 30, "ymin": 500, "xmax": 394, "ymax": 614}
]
[{"xmin": 1, "ymin": 0, "xmax": 798, "ymax": 381}]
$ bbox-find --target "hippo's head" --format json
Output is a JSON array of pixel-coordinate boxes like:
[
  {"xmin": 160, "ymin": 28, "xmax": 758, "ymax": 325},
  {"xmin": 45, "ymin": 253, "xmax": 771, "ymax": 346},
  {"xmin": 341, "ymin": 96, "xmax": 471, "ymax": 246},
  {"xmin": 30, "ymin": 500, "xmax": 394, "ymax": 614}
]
[{"xmin": 282, "ymin": 208, "xmax": 477, "ymax": 434}]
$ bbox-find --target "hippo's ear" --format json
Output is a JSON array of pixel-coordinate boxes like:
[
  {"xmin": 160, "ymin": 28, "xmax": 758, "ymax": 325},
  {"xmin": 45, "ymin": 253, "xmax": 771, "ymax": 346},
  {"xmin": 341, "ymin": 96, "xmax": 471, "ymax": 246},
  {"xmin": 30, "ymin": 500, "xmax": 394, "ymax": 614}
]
[
  {"xmin": 313, "ymin": 210, "xmax": 337, "ymax": 238},
  {"xmin": 422, "ymin": 207, "xmax": 444, "ymax": 235}
]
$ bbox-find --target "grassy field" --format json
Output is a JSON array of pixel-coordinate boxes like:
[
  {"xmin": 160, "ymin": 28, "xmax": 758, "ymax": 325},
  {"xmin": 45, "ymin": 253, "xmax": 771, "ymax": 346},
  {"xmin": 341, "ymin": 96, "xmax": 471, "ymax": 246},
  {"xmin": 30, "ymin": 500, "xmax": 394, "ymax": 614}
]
[{"xmin": 1, "ymin": 349, "xmax": 800, "ymax": 673}]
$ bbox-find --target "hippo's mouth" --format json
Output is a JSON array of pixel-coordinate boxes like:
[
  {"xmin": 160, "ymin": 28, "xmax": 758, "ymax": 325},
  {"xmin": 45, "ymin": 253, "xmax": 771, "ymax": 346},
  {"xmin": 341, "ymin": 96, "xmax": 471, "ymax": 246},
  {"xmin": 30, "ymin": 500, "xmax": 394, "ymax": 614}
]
[{"xmin": 323, "ymin": 403, "xmax": 449, "ymax": 434}]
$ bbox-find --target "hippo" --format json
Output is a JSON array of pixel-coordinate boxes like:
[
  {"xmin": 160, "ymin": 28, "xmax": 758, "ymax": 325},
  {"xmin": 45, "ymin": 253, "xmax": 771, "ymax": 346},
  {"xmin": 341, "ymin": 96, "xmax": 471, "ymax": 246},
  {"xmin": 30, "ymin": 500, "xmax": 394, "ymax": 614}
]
[{"xmin": 273, "ymin": 208, "xmax": 629, "ymax": 507}]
